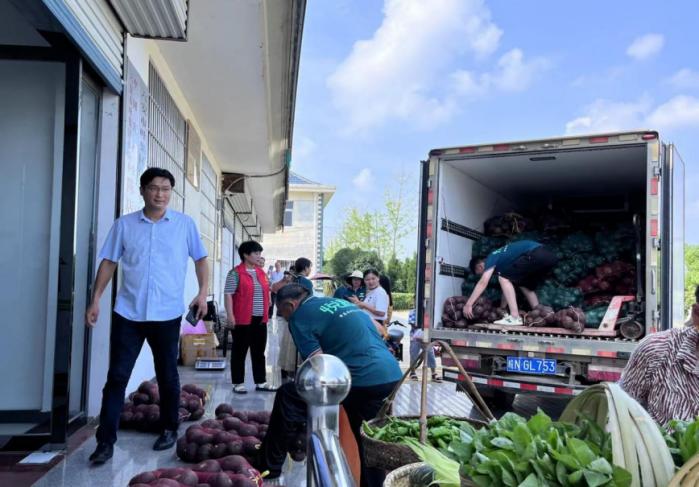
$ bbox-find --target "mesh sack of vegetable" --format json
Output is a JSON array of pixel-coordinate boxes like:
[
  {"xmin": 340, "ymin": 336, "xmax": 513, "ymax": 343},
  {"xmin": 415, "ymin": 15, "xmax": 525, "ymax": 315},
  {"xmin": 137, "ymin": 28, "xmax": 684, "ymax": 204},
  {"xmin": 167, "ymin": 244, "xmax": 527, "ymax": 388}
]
[
  {"xmin": 559, "ymin": 382, "xmax": 675, "ymax": 487},
  {"xmin": 559, "ymin": 232, "xmax": 595, "ymax": 258},
  {"xmin": 461, "ymin": 273, "xmax": 502, "ymax": 304},
  {"xmin": 471, "ymin": 236, "xmax": 507, "ymax": 258},
  {"xmin": 537, "ymin": 280, "xmax": 583, "ymax": 310},
  {"xmin": 595, "ymin": 225, "xmax": 636, "ymax": 262},
  {"xmin": 483, "ymin": 212, "xmax": 532, "ymax": 237},
  {"xmin": 554, "ymin": 306, "xmax": 586, "ymax": 333},
  {"xmin": 584, "ymin": 304, "xmax": 609, "ymax": 328},
  {"xmin": 553, "ymin": 253, "xmax": 596, "ymax": 286},
  {"xmin": 523, "ymin": 304, "xmax": 556, "ymax": 327},
  {"xmin": 442, "ymin": 296, "xmax": 468, "ymax": 328}
]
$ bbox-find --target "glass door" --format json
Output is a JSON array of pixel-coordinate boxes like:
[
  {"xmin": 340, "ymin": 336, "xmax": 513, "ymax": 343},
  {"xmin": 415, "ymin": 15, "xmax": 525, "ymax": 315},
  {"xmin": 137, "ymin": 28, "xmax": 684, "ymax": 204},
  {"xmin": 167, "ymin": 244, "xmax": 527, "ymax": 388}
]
[
  {"xmin": 68, "ymin": 74, "xmax": 100, "ymax": 419},
  {"xmin": 0, "ymin": 59, "xmax": 65, "ymax": 437}
]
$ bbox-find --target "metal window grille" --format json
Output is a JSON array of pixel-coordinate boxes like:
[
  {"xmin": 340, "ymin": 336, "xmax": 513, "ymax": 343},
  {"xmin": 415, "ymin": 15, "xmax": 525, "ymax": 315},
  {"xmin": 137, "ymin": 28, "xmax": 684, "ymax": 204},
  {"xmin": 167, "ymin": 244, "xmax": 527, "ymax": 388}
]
[
  {"xmin": 148, "ymin": 63, "xmax": 186, "ymax": 211},
  {"xmin": 200, "ymin": 154, "xmax": 218, "ymax": 292}
]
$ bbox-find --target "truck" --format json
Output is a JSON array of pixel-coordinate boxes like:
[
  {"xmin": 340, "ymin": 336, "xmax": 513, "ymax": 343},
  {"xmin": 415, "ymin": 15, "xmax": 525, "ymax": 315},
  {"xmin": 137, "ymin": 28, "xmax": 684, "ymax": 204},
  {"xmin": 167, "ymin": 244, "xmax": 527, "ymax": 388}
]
[{"xmin": 416, "ymin": 130, "xmax": 685, "ymax": 404}]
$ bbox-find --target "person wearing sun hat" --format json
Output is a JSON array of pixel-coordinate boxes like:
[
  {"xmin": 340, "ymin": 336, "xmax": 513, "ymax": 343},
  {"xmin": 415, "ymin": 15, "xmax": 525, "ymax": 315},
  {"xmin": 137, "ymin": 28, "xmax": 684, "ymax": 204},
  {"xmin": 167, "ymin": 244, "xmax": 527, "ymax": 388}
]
[{"xmin": 334, "ymin": 270, "xmax": 366, "ymax": 302}]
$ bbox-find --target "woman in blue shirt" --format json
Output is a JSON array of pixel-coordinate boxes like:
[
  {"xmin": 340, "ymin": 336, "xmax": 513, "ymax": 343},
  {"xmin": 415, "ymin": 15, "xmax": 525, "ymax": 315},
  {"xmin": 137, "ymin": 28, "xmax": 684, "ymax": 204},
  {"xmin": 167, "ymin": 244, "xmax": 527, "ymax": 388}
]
[{"xmin": 464, "ymin": 240, "xmax": 557, "ymax": 326}]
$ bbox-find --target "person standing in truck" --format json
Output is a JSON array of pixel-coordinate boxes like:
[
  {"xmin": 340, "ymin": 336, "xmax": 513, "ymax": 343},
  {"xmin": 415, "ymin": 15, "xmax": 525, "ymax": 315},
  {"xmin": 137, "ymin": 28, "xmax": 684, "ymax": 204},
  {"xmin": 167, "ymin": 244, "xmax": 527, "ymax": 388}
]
[{"xmin": 464, "ymin": 240, "xmax": 557, "ymax": 326}]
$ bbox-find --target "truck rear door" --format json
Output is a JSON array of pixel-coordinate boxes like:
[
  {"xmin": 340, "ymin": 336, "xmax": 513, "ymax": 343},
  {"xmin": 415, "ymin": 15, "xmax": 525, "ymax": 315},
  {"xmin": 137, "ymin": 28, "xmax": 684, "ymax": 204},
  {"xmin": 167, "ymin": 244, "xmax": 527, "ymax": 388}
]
[{"xmin": 662, "ymin": 143, "xmax": 686, "ymax": 329}]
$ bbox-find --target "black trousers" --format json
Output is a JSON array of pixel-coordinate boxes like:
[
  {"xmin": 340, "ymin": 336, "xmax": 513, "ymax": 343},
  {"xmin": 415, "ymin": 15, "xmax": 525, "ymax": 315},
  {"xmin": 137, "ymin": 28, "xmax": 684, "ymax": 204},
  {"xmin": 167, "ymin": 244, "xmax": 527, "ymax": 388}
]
[
  {"xmin": 230, "ymin": 316, "xmax": 267, "ymax": 384},
  {"xmin": 96, "ymin": 312, "xmax": 181, "ymax": 445},
  {"xmin": 259, "ymin": 380, "xmax": 398, "ymax": 487}
]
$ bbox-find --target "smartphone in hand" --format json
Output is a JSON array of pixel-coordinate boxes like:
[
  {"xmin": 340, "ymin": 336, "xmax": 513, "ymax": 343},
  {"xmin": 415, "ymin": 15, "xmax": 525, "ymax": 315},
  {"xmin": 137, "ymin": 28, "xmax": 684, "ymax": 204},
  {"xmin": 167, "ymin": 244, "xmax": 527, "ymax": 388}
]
[{"xmin": 185, "ymin": 305, "xmax": 199, "ymax": 326}]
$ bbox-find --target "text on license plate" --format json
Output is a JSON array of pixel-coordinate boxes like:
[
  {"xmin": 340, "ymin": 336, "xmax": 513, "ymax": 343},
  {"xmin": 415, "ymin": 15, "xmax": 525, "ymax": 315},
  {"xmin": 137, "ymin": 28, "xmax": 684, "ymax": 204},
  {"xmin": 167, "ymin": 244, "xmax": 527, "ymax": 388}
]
[{"xmin": 506, "ymin": 357, "xmax": 557, "ymax": 375}]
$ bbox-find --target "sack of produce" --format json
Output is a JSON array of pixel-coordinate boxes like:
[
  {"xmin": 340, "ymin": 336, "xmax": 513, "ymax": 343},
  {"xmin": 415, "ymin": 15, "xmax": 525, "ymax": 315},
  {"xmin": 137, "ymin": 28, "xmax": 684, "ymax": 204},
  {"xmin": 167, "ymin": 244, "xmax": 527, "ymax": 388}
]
[
  {"xmin": 554, "ymin": 306, "xmax": 586, "ymax": 333},
  {"xmin": 471, "ymin": 236, "xmax": 507, "ymax": 258},
  {"xmin": 483, "ymin": 212, "xmax": 532, "ymax": 237},
  {"xmin": 595, "ymin": 225, "xmax": 635, "ymax": 262},
  {"xmin": 523, "ymin": 304, "xmax": 555, "ymax": 327},
  {"xmin": 461, "ymin": 273, "xmax": 502, "ymax": 303},
  {"xmin": 559, "ymin": 232, "xmax": 595, "ymax": 258},
  {"xmin": 584, "ymin": 304, "xmax": 609, "ymax": 328},
  {"xmin": 443, "ymin": 296, "xmax": 467, "ymax": 322},
  {"xmin": 537, "ymin": 280, "xmax": 583, "ymax": 310},
  {"xmin": 553, "ymin": 253, "xmax": 598, "ymax": 286}
]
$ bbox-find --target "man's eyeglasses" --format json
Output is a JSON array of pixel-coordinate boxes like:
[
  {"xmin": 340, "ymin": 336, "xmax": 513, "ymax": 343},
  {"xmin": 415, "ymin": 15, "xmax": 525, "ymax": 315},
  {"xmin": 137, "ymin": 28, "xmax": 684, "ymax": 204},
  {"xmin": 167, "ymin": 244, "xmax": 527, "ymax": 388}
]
[{"xmin": 145, "ymin": 185, "xmax": 172, "ymax": 194}]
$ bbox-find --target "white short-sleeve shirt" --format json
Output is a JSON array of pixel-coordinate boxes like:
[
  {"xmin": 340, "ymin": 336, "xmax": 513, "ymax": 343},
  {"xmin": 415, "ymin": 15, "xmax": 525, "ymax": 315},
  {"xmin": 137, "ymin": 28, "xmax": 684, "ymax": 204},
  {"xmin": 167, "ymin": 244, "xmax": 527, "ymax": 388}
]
[{"xmin": 363, "ymin": 286, "xmax": 389, "ymax": 321}]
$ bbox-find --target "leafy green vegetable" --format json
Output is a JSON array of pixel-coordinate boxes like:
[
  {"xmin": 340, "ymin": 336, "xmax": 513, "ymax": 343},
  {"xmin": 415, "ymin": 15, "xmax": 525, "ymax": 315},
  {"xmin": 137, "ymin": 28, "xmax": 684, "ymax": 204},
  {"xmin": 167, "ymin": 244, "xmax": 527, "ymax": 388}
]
[
  {"xmin": 403, "ymin": 438, "xmax": 460, "ymax": 487},
  {"xmin": 661, "ymin": 416, "xmax": 699, "ymax": 466},
  {"xmin": 397, "ymin": 409, "xmax": 631, "ymax": 487}
]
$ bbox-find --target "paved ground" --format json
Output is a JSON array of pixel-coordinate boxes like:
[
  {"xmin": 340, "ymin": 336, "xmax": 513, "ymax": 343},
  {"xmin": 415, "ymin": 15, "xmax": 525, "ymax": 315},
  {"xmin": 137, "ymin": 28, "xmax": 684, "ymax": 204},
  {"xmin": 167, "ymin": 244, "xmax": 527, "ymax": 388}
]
[{"xmin": 30, "ymin": 311, "xmax": 569, "ymax": 486}]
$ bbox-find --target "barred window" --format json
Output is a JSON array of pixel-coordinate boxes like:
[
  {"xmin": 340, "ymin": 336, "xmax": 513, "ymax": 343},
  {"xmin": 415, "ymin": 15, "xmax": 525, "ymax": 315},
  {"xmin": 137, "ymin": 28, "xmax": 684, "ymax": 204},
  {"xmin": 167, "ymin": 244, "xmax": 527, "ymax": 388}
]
[{"xmin": 148, "ymin": 64, "xmax": 186, "ymax": 211}]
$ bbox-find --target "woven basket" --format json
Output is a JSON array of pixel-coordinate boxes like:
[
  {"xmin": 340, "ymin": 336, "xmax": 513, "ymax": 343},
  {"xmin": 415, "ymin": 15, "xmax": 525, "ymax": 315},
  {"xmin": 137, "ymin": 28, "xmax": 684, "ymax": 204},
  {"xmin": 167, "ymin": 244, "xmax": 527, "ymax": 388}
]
[
  {"xmin": 669, "ymin": 452, "xmax": 699, "ymax": 487},
  {"xmin": 361, "ymin": 340, "xmax": 494, "ymax": 472},
  {"xmin": 361, "ymin": 416, "xmax": 486, "ymax": 471},
  {"xmin": 383, "ymin": 462, "xmax": 477, "ymax": 487}
]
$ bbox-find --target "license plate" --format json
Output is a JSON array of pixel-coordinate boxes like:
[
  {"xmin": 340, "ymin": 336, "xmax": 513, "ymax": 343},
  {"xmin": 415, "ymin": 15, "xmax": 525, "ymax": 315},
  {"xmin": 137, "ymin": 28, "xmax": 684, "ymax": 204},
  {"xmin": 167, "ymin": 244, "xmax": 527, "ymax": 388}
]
[{"xmin": 506, "ymin": 357, "xmax": 557, "ymax": 375}]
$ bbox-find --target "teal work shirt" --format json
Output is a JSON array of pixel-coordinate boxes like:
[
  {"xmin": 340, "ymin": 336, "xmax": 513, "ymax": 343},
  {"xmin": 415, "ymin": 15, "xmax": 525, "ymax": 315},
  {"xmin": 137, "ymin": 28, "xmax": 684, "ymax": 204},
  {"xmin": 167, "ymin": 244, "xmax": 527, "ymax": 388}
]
[
  {"xmin": 485, "ymin": 240, "xmax": 542, "ymax": 273},
  {"xmin": 334, "ymin": 285, "xmax": 366, "ymax": 301},
  {"xmin": 289, "ymin": 296, "xmax": 402, "ymax": 387},
  {"xmin": 296, "ymin": 275, "xmax": 314, "ymax": 293}
]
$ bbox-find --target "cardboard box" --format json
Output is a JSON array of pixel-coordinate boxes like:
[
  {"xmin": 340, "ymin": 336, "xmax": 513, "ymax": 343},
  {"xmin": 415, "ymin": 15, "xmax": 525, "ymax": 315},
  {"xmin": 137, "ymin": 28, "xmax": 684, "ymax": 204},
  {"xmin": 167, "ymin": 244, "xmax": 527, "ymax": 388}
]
[{"xmin": 180, "ymin": 333, "xmax": 219, "ymax": 366}]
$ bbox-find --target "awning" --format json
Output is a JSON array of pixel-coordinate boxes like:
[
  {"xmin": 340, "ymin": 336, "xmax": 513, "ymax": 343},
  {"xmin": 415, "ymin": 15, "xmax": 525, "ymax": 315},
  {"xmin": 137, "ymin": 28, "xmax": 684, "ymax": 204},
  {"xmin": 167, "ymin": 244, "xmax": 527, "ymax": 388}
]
[{"xmin": 151, "ymin": 0, "xmax": 306, "ymax": 231}]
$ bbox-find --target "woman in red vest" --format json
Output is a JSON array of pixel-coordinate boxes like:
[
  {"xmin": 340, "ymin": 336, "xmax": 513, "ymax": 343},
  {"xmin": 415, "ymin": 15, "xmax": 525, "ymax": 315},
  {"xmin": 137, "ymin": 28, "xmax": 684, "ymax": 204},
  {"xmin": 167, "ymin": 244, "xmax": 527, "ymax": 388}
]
[{"xmin": 224, "ymin": 241, "xmax": 276, "ymax": 394}]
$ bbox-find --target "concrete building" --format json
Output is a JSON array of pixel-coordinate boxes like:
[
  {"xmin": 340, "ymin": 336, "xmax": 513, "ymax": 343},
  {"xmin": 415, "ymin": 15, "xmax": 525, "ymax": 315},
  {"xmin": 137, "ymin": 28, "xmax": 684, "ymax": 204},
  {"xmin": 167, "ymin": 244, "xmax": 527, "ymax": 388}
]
[
  {"xmin": 0, "ymin": 0, "xmax": 305, "ymax": 455},
  {"xmin": 262, "ymin": 172, "xmax": 336, "ymax": 273}
]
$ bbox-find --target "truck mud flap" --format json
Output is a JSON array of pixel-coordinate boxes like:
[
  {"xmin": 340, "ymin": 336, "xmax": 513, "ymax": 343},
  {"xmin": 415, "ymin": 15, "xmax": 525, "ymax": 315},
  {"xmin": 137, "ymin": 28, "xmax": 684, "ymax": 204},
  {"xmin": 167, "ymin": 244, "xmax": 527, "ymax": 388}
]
[{"xmin": 443, "ymin": 369, "xmax": 586, "ymax": 396}]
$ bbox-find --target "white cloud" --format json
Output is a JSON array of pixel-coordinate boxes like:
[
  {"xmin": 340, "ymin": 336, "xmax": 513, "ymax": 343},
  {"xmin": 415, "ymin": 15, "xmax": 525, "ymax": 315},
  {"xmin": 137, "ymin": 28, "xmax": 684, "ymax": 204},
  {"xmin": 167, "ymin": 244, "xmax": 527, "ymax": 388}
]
[
  {"xmin": 451, "ymin": 49, "xmax": 549, "ymax": 98},
  {"xmin": 626, "ymin": 33, "xmax": 664, "ymax": 60},
  {"xmin": 327, "ymin": 0, "xmax": 504, "ymax": 133},
  {"xmin": 565, "ymin": 95, "xmax": 699, "ymax": 134},
  {"xmin": 565, "ymin": 97, "xmax": 652, "ymax": 134},
  {"xmin": 647, "ymin": 95, "xmax": 699, "ymax": 129},
  {"xmin": 667, "ymin": 68, "xmax": 699, "ymax": 90},
  {"xmin": 353, "ymin": 168, "xmax": 373, "ymax": 191}
]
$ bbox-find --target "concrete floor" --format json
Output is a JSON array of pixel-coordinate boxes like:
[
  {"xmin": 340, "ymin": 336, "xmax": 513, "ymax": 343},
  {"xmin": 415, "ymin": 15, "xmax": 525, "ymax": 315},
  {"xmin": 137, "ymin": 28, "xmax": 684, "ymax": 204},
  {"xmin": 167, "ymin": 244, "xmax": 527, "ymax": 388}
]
[{"xmin": 29, "ymin": 311, "xmax": 566, "ymax": 486}]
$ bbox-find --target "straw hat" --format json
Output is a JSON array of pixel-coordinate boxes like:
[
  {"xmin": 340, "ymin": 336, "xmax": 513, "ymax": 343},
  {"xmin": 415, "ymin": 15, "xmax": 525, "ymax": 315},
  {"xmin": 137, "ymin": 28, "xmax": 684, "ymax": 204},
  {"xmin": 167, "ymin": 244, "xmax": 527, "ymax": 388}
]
[{"xmin": 346, "ymin": 270, "xmax": 364, "ymax": 283}]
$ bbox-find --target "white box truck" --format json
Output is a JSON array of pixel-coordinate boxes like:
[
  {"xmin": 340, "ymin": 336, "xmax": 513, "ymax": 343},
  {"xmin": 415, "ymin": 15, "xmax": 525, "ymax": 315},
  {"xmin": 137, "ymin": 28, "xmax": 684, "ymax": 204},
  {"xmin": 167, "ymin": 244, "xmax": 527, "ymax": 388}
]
[{"xmin": 417, "ymin": 131, "xmax": 685, "ymax": 403}]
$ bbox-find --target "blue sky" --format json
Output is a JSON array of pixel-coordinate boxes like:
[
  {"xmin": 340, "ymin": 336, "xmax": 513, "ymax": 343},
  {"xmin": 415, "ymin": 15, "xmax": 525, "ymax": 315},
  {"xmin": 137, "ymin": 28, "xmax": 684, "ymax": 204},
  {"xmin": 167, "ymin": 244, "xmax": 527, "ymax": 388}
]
[{"xmin": 290, "ymin": 0, "xmax": 699, "ymax": 255}]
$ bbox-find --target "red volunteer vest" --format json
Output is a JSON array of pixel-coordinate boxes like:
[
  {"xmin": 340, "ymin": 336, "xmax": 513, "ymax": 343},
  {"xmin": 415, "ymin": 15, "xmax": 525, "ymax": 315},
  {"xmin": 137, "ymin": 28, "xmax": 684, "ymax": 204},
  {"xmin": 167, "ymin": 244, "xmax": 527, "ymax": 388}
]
[{"xmin": 231, "ymin": 263, "xmax": 270, "ymax": 324}]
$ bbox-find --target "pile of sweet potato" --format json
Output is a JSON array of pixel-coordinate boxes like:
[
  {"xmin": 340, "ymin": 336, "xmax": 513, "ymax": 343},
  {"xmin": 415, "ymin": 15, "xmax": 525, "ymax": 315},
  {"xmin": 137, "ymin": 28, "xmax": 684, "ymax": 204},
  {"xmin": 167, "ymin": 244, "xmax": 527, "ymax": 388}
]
[
  {"xmin": 128, "ymin": 455, "xmax": 262, "ymax": 487},
  {"xmin": 442, "ymin": 296, "xmax": 505, "ymax": 327},
  {"xmin": 120, "ymin": 382, "xmax": 207, "ymax": 432}
]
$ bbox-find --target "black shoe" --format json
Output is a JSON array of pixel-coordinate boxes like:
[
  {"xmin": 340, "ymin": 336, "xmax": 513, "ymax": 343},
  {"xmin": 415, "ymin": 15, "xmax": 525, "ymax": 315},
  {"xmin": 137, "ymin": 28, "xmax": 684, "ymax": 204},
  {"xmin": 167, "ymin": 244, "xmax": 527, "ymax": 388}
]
[
  {"xmin": 153, "ymin": 430, "xmax": 178, "ymax": 451},
  {"xmin": 251, "ymin": 449, "xmax": 281, "ymax": 479},
  {"xmin": 89, "ymin": 442, "xmax": 113, "ymax": 464}
]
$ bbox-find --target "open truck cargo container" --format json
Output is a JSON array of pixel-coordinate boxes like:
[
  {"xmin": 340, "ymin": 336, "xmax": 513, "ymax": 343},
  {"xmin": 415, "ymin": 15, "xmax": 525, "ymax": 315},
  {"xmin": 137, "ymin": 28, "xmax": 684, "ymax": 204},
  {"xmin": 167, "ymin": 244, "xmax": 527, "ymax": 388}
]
[{"xmin": 417, "ymin": 131, "xmax": 685, "ymax": 401}]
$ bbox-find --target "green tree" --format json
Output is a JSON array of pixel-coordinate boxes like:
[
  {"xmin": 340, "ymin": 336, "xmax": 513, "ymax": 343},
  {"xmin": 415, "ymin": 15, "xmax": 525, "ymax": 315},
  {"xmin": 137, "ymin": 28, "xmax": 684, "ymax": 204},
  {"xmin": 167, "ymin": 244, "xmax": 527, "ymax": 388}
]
[
  {"xmin": 685, "ymin": 244, "xmax": 699, "ymax": 313},
  {"xmin": 386, "ymin": 254, "xmax": 405, "ymax": 292},
  {"xmin": 402, "ymin": 252, "xmax": 417, "ymax": 295},
  {"xmin": 328, "ymin": 208, "xmax": 391, "ymax": 262},
  {"xmin": 383, "ymin": 171, "xmax": 417, "ymax": 258},
  {"xmin": 329, "ymin": 247, "xmax": 384, "ymax": 277}
]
